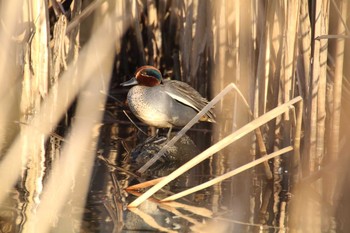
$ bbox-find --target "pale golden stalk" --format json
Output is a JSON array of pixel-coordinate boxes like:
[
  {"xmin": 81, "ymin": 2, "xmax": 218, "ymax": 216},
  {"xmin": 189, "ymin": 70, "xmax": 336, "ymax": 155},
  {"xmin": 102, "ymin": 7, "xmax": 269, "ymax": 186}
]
[{"xmin": 126, "ymin": 177, "xmax": 164, "ymax": 190}]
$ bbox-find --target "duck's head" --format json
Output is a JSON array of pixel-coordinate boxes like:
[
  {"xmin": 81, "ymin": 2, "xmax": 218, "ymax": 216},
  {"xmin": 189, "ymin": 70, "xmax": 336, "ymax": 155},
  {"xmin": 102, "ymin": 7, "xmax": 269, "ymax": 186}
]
[{"xmin": 121, "ymin": 66, "xmax": 163, "ymax": 87}]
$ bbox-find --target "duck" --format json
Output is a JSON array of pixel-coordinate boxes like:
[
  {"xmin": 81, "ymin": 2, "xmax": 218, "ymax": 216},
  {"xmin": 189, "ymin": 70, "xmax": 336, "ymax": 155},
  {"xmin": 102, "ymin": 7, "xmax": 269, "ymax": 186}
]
[{"xmin": 121, "ymin": 66, "xmax": 215, "ymax": 135}]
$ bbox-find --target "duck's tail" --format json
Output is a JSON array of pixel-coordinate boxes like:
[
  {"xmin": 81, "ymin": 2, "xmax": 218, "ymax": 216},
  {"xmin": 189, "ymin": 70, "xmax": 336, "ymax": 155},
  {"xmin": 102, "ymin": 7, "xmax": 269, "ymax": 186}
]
[{"xmin": 199, "ymin": 110, "xmax": 216, "ymax": 123}]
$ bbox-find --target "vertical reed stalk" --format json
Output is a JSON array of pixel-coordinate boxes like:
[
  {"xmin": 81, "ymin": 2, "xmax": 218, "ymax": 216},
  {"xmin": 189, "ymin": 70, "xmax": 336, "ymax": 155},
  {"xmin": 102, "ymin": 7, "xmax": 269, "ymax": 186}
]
[
  {"xmin": 21, "ymin": 1, "xmax": 49, "ymax": 231},
  {"xmin": 316, "ymin": 0, "xmax": 330, "ymax": 173},
  {"xmin": 325, "ymin": 0, "xmax": 347, "ymax": 210},
  {"xmin": 328, "ymin": 0, "xmax": 347, "ymax": 174},
  {"xmin": 307, "ymin": 0, "xmax": 320, "ymax": 173}
]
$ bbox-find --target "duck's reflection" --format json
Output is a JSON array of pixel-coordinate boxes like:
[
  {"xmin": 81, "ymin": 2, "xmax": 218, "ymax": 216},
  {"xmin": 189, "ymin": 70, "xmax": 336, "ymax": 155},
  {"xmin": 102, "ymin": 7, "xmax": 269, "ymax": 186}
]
[{"xmin": 130, "ymin": 133, "xmax": 200, "ymax": 177}]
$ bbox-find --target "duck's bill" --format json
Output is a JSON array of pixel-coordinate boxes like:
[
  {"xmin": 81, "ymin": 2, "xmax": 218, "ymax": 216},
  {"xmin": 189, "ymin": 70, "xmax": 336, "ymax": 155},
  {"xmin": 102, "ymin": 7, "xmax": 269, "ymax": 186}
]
[{"xmin": 120, "ymin": 77, "xmax": 138, "ymax": 86}]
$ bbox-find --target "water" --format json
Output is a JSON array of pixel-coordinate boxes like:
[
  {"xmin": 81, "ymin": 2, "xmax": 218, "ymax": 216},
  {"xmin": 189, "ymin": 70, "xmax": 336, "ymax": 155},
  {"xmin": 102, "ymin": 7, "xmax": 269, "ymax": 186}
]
[
  {"xmin": 0, "ymin": 100, "xmax": 286, "ymax": 233},
  {"xmin": 76, "ymin": 102, "xmax": 276, "ymax": 232}
]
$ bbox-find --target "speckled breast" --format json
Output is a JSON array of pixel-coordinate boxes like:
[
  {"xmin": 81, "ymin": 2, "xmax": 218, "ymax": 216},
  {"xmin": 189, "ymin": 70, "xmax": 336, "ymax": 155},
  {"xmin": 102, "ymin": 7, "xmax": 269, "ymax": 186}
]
[{"xmin": 127, "ymin": 86, "xmax": 174, "ymax": 128}]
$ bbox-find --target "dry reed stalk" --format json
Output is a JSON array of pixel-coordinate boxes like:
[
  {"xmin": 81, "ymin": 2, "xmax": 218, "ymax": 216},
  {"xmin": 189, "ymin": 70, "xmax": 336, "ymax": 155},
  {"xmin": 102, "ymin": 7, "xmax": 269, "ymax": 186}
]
[
  {"xmin": 25, "ymin": 5, "xmax": 119, "ymax": 232},
  {"xmin": 159, "ymin": 204, "xmax": 204, "ymax": 226},
  {"xmin": 298, "ymin": 0, "xmax": 311, "ymax": 101},
  {"xmin": 232, "ymin": 0, "xmax": 239, "ymax": 131},
  {"xmin": 316, "ymin": 0, "xmax": 330, "ymax": 167},
  {"xmin": 213, "ymin": 0, "xmax": 227, "ymax": 123},
  {"xmin": 325, "ymin": 0, "xmax": 347, "ymax": 207},
  {"xmin": 259, "ymin": 183, "xmax": 273, "ymax": 224},
  {"xmin": 132, "ymin": 0, "xmax": 145, "ymax": 64},
  {"xmin": 127, "ymin": 189, "xmax": 151, "ymax": 199},
  {"xmin": 307, "ymin": 0, "xmax": 321, "ymax": 173},
  {"xmin": 283, "ymin": 0, "xmax": 299, "ymax": 108},
  {"xmin": 315, "ymin": 0, "xmax": 330, "ymax": 175},
  {"xmin": 166, "ymin": 0, "xmax": 181, "ymax": 78},
  {"xmin": 316, "ymin": 34, "xmax": 350, "ymax": 39},
  {"xmin": 253, "ymin": 2, "xmax": 276, "ymax": 181},
  {"xmin": 210, "ymin": 1, "xmax": 228, "ymax": 211},
  {"xmin": 276, "ymin": 1, "xmax": 299, "ymax": 227},
  {"xmin": 238, "ymin": 0, "xmax": 254, "ymax": 127},
  {"xmin": 255, "ymin": 1, "xmax": 275, "ymax": 116},
  {"xmin": 279, "ymin": 201, "xmax": 287, "ymax": 230},
  {"xmin": 48, "ymin": 11, "xmax": 69, "ymax": 167},
  {"xmin": 225, "ymin": 82, "xmax": 274, "ymax": 180},
  {"xmin": 330, "ymin": 0, "xmax": 350, "ymax": 34},
  {"xmin": 231, "ymin": 6, "xmax": 254, "ymax": 222},
  {"xmin": 270, "ymin": 1, "xmax": 285, "ymax": 225},
  {"xmin": 190, "ymin": 0, "xmax": 207, "ymax": 84},
  {"xmin": 0, "ymin": 0, "xmax": 23, "ymax": 78},
  {"xmin": 255, "ymin": 128, "xmax": 273, "ymax": 180},
  {"xmin": 126, "ymin": 177, "xmax": 164, "ymax": 190},
  {"xmin": 20, "ymin": 1, "xmax": 50, "ymax": 231},
  {"xmin": 269, "ymin": 0, "xmax": 283, "ymax": 113},
  {"xmin": 161, "ymin": 201, "xmax": 213, "ymax": 218},
  {"xmin": 145, "ymin": 0, "xmax": 159, "ymax": 65},
  {"xmin": 328, "ymin": 0, "xmax": 347, "ymax": 171},
  {"xmin": 28, "ymin": 0, "xmax": 49, "ymax": 97},
  {"xmin": 129, "ymin": 96, "xmax": 302, "ymax": 207},
  {"xmin": 66, "ymin": 0, "xmax": 104, "ymax": 34},
  {"xmin": 0, "ymin": 0, "xmax": 25, "ymax": 154},
  {"xmin": 180, "ymin": 1, "xmax": 193, "ymax": 82},
  {"xmin": 210, "ymin": 0, "xmax": 230, "ymax": 212},
  {"xmin": 162, "ymin": 146, "xmax": 293, "ymax": 202},
  {"xmin": 292, "ymin": 101, "xmax": 303, "ymax": 178},
  {"xmin": 266, "ymin": 2, "xmax": 283, "ymax": 181},
  {"xmin": 51, "ymin": 15, "xmax": 68, "ymax": 80},
  {"xmin": 293, "ymin": 0, "xmax": 323, "ymax": 230}
]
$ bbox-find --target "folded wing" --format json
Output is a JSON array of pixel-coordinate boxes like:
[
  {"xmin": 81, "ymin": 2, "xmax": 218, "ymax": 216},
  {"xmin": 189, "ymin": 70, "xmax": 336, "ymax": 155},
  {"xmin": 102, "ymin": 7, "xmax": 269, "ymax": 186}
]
[{"xmin": 163, "ymin": 80, "xmax": 216, "ymax": 122}]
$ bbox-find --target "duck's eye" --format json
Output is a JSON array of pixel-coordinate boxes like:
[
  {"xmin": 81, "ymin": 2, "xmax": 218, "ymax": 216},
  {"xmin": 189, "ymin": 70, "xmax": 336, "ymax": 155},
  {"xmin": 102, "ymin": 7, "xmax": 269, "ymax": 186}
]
[
  {"xmin": 143, "ymin": 70, "xmax": 153, "ymax": 77},
  {"xmin": 140, "ymin": 71, "xmax": 148, "ymax": 76}
]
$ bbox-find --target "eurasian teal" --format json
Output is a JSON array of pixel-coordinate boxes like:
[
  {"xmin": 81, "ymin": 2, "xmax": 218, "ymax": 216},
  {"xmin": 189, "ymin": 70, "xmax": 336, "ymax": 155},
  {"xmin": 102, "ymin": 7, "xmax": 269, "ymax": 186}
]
[{"xmin": 121, "ymin": 66, "xmax": 215, "ymax": 131}]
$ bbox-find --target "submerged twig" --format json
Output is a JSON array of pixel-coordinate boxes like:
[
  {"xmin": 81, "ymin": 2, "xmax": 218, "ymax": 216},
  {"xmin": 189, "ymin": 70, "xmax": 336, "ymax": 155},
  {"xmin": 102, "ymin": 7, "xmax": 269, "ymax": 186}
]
[
  {"xmin": 97, "ymin": 155, "xmax": 140, "ymax": 179},
  {"xmin": 100, "ymin": 90, "xmax": 124, "ymax": 104},
  {"xmin": 122, "ymin": 110, "xmax": 147, "ymax": 136}
]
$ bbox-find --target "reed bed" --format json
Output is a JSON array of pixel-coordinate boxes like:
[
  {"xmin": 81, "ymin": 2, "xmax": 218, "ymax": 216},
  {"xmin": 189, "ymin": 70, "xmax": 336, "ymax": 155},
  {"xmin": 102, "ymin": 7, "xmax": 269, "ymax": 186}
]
[{"xmin": 0, "ymin": 0, "xmax": 349, "ymax": 232}]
